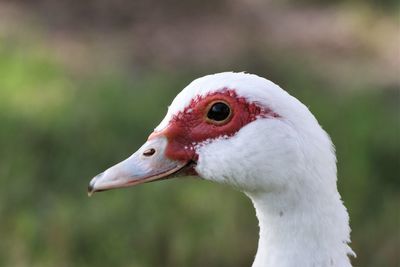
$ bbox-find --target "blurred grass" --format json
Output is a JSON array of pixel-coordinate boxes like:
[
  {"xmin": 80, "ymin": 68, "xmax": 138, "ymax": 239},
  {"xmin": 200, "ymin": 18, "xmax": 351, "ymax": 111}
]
[{"xmin": 0, "ymin": 33, "xmax": 399, "ymax": 267}]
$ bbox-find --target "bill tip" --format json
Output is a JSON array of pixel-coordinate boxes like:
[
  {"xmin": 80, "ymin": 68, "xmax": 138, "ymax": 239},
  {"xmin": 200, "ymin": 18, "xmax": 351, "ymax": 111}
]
[{"xmin": 87, "ymin": 184, "xmax": 95, "ymax": 197}]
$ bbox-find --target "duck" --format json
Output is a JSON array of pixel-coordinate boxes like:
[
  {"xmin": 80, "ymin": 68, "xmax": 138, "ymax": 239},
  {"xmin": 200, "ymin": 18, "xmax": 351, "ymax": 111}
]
[{"xmin": 88, "ymin": 72, "xmax": 355, "ymax": 267}]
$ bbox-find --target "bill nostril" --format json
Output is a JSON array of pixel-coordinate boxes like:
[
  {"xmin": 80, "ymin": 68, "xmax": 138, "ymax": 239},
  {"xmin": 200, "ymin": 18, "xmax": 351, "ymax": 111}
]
[{"xmin": 143, "ymin": 148, "xmax": 156, "ymax": 157}]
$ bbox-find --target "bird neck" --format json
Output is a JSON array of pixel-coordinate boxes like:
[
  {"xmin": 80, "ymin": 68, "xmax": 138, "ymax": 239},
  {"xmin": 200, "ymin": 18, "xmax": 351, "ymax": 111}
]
[{"xmin": 247, "ymin": 183, "xmax": 354, "ymax": 267}]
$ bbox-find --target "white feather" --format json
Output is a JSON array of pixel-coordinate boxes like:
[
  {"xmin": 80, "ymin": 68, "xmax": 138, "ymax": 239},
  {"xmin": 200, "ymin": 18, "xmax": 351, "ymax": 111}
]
[{"xmin": 157, "ymin": 72, "xmax": 354, "ymax": 267}]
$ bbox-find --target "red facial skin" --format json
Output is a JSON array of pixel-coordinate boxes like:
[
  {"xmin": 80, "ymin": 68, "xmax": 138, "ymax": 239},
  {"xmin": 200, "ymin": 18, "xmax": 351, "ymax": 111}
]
[{"xmin": 149, "ymin": 89, "xmax": 279, "ymax": 164}]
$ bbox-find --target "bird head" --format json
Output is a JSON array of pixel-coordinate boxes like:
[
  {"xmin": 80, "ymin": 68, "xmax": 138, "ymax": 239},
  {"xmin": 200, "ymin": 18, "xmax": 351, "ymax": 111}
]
[{"xmin": 88, "ymin": 72, "xmax": 335, "ymax": 195}]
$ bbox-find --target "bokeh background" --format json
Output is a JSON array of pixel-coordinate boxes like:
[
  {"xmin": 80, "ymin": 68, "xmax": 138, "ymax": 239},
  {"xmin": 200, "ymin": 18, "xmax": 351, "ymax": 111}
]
[{"xmin": 0, "ymin": 0, "xmax": 399, "ymax": 266}]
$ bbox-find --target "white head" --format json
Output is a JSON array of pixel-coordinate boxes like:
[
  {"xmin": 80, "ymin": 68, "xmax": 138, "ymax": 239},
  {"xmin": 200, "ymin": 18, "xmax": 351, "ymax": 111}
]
[
  {"xmin": 154, "ymin": 72, "xmax": 337, "ymax": 194},
  {"xmin": 89, "ymin": 72, "xmax": 354, "ymax": 267}
]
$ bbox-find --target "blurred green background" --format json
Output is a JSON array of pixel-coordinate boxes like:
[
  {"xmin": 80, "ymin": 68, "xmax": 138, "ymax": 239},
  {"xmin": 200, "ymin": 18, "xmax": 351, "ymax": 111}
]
[{"xmin": 0, "ymin": 0, "xmax": 399, "ymax": 266}]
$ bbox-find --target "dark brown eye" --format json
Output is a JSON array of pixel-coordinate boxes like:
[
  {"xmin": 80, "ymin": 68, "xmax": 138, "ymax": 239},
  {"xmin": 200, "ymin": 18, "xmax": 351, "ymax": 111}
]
[{"xmin": 206, "ymin": 101, "xmax": 231, "ymax": 123}]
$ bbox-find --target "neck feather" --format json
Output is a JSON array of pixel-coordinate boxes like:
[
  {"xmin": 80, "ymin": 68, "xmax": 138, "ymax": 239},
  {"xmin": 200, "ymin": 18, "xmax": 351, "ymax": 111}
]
[{"xmin": 246, "ymin": 178, "xmax": 354, "ymax": 267}]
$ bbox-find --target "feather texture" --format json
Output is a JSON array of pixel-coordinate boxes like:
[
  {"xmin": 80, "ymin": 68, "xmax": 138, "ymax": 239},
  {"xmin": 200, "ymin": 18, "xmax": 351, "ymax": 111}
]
[{"xmin": 155, "ymin": 72, "xmax": 355, "ymax": 267}]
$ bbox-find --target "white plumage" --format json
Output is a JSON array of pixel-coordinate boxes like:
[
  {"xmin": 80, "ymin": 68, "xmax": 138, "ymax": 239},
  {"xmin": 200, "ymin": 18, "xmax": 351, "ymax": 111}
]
[{"xmin": 89, "ymin": 72, "xmax": 355, "ymax": 267}]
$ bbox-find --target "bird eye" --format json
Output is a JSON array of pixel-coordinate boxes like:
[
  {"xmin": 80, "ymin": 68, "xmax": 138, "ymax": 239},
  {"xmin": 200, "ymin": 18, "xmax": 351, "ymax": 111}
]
[{"xmin": 206, "ymin": 101, "xmax": 232, "ymax": 124}]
